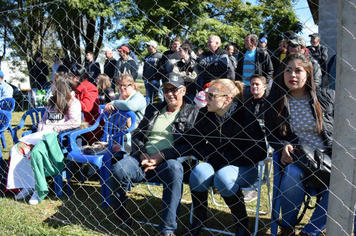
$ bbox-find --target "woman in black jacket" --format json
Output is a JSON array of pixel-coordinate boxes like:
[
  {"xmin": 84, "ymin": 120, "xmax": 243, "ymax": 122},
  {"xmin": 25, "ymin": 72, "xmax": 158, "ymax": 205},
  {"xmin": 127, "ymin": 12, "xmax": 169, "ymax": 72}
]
[
  {"xmin": 265, "ymin": 53, "xmax": 334, "ymax": 236},
  {"xmin": 188, "ymin": 79, "xmax": 267, "ymax": 236}
]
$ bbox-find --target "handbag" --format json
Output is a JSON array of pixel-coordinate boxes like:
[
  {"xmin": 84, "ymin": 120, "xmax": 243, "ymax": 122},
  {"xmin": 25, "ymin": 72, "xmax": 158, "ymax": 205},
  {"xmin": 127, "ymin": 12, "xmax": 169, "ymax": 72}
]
[
  {"xmin": 83, "ymin": 141, "xmax": 122, "ymax": 155},
  {"xmin": 291, "ymin": 144, "xmax": 332, "ymax": 189}
]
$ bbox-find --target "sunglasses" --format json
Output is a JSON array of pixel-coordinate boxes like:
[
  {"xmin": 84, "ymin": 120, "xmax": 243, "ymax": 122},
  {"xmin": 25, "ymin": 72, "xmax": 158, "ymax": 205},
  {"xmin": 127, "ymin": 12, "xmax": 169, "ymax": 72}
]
[
  {"xmin": 289, "ymin": 44, "xmax": 300, "ymax": 48},
  {"xmin": 162, "ymin": 87, "xmax": 181, "ymax": 94},
  {"xmin": 206, "ymin": 92, "xmax": 228, "ymax": 101}
]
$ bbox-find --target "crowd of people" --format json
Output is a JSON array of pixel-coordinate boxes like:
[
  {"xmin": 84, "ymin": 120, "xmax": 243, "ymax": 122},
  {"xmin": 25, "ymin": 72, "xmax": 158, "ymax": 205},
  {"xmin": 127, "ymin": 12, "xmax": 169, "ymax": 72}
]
[{"xmin": 0, "ymin": 30, "xmax": 337, "ymax": 236}]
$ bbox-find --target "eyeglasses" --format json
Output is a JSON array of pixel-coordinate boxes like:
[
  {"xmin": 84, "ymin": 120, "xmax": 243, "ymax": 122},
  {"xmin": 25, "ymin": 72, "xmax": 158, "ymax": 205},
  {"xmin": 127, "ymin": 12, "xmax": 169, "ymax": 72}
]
[
  {"xmin": 117, "ymin": 84, "xmax": 132, "ymax": 89},
  {"xmin": 162, "ymin": 87, "xmax": 181, "ymax": 94},
  {"xmin": 289, "ymin": 44, "xmax": 300, "ymax": 48},
  {"xmin": 206, "ymin": 92, "xmax": 228, "ymax": 101}
]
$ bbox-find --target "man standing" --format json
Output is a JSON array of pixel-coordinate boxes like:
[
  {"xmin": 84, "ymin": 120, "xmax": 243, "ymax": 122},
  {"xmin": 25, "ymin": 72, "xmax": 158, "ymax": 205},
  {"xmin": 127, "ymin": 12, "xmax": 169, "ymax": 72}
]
[
  {"xmin": 308, "ymin": 33, "xmax": 328, "ymax": 76},
  {"xmin": 197, "ymin": 35, "xmax": 235, "ymax": 89},
  {"xmin": 110, "ymin": 73, "xmax": 198, "ymax": 236},
  {"xmin": 104, "ymin": 49, "xmax": 117, "ymax": 90},
  {"xmin": 143, "ymin": 40, "xmax": 163, "ymax": 104},
  {"xmin": 114, "ymin": 46, "xmax": 138, "ymax": 81},
  {"xmin": 84, "ymin": 51, "xmax": 101, "ymax": 85},
  {"xmin": 0, "ymin": 70, "xmax": 13, "ymax": 100},
  {"xmin": 51, "ymin": 54, "xmax": 60, "ymax": 81},
  {"xmin": 236, "ymin": 34, "xmax": 273, "ymax": 89},
  {"xmin": 160, "ymin": 37, "xmax": 181, "ymax": 78},
  {"xmin": 33, "ymin": 53, "xmax": 49, "ymax": 89}
]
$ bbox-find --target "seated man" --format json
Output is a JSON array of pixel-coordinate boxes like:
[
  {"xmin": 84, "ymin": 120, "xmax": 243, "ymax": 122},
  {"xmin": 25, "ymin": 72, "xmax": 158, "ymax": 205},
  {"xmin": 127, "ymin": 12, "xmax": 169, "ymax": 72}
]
[{"xmin": 110, "ymin": 73, "xmax": 199, "ymax": 236}]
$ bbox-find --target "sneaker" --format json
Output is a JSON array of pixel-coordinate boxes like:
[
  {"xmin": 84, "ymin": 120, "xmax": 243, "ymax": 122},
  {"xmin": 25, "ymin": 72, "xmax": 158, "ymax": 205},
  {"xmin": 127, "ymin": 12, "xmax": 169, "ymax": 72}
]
[
  {"xmin": 243, "ymin": 190, "xmax": 258, "ymax": 202},
  {"xmin": 29, "ymin": 191, "xmax": 39, "ymax": 205},
  {"xmin": 15, "ymin": 188, "xmax": 34, "ymax": 200}
]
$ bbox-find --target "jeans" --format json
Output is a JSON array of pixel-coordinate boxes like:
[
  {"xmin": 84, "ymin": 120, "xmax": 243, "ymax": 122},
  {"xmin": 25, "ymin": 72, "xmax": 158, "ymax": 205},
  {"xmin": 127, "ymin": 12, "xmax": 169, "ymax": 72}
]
[
  {"xmin": 189, "ymin": 163, "xmax": 258, "ymax": 197},
  {"xmin": 110, "ymin": 155, "xmax": 184, "ymax": 235},
  {"xmin": 144, "ymin": 79, "xmax": 164, "ymax": 104},
  {"xmin": 279, "ymin": 163, "xmax": 329, "ymax": 236}
]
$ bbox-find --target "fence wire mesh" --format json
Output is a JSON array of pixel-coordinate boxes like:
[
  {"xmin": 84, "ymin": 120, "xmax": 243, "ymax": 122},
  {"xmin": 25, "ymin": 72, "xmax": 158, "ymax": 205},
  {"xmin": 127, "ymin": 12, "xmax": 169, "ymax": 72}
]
[{"xmin": 0, "ymin": 0, "xmax": 355, "ymax": 235}]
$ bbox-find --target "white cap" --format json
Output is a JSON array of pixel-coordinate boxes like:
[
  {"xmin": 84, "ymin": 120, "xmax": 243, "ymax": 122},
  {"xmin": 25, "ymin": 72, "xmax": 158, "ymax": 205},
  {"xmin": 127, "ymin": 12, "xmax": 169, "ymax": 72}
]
[
  {"xmin": 145, "ymin": 40, "xmax": 158, "ymax": 48},
  {"xmin": 194, "ymin": 91, "xmax": 207, "ymax": 109}
]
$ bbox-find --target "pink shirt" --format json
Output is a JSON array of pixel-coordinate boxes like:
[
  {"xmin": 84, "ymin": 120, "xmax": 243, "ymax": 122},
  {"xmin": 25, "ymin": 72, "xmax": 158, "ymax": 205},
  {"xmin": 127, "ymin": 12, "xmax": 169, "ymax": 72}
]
[{"xmin": 38, "ymin": 97, "xmax": 81, "ymax": 133}]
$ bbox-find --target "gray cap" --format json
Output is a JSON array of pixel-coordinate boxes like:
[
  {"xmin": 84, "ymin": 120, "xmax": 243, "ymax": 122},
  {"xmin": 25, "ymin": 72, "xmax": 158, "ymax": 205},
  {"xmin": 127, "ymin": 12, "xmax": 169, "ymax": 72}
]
[
  {"xmin": 309, "ymin": 33, "xmax": 321, "ymax": 38},
  {"xmin": 289, "ymin": 36, "xmax": 306, "ymax": 46},
  {"xmin": 145, "ymin": 40, "xmax": 158, "ymax": 48}
]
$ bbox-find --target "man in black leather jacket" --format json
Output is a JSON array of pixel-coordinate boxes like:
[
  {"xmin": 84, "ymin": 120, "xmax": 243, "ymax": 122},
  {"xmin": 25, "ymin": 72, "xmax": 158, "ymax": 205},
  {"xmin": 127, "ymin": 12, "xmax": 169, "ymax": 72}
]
[{"xmin": 110, "ymin": 73, "xmax": 199, "ymax": 236}]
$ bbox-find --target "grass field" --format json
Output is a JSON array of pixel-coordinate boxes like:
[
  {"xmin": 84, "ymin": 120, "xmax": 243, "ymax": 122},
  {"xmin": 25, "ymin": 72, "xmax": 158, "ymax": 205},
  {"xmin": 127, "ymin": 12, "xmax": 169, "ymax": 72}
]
[{"xmin": 0, "ymin": 97, "xmax": 315, "ymax": 236}]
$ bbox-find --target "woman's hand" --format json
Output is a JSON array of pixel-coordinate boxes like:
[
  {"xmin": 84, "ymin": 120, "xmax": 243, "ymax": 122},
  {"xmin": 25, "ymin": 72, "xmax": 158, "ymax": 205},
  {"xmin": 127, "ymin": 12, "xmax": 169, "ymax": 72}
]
[
  {"xmin": 104, "ymin": 103, "xmax": 115, "ymax": 114},
  {"xmin": 281, "ymin": 144, "xmax": 294, "ymax": 165}
]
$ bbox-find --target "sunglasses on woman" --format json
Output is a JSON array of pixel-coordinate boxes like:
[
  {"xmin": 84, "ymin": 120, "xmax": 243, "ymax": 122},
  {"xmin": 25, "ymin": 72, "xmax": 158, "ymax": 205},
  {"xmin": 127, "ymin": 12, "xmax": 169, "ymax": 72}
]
[{"xmin": 206, "ymin": 92, "xmax": 228, "ymax": 101}]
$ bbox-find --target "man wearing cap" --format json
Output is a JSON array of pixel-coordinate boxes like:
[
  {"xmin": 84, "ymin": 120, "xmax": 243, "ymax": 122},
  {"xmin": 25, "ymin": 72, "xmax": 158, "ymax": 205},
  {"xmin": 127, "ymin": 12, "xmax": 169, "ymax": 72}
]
[
  {"xmin": 258, "ymin": 37, "xmax": 268, "ymax": 50},
  {"xmin": 143, "ymin": 40, "xmax": 164, "ymax": 103},
  {"xmin": 236, "ymin": 34, "xmax": 274, "ymax": 90},
  {"xmin": 0, "ymin": 70, "xmax": 14, "ymax": 100},
  {"xmin": 114, "ymin": 46, "xmax": 138, "ymax": 81},
  {"xmin": 104, "ymin": 49, "xmax": 118, "ymax": 90},
  {"xmin": 308, "ymin": 33, "xmax": 328, "ymax": 76},
  {"xmin": 110, "ymin": 72, "xmax": 198, "ymax": 236}
]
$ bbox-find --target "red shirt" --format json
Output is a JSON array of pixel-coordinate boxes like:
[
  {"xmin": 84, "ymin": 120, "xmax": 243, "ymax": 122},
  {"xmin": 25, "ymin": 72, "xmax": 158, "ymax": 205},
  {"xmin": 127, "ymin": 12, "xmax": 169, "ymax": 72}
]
[{"xmin": 75, "ymin": 79, "xmax": 102, "ymax": 144}]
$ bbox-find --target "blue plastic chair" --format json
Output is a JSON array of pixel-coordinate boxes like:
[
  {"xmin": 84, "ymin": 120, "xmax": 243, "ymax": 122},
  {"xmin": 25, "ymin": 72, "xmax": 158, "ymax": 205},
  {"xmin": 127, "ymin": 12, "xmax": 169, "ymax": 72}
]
[
  {"xmin": 10, "ymin": 107, "xmax": 46, "ymax": 144},
  {"xmin": 0, "ymin": 110, "xmax": 13, "ymax": 186},
  {"xmin": 271, "ymin": 152, "xmax": 319, "ymax": 236},
  {"xmin": 66, "ymin": 110, "xmax": 136, "ymax": 207},
  {"xmin": 0, "ymin": 98, "xmax": 16, "ymax": 112}
]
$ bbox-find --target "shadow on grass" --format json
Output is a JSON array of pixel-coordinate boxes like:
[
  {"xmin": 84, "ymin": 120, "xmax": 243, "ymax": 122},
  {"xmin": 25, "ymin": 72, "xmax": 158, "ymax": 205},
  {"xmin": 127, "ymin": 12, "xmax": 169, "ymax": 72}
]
[{"xmin": 40, "ymin": 175, "xmax": 272, "ymax": 236}]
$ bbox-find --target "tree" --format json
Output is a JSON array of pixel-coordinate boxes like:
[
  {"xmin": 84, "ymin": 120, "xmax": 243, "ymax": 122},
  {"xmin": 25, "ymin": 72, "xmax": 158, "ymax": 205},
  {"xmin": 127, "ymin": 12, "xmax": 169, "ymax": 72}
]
[
  {"xmin": 48, "ymin": 0, "xmax": 116, "ymax": 64},
  {"xmin": 111, "ymin": 0, "xmax": 302, "ymax": 54}
]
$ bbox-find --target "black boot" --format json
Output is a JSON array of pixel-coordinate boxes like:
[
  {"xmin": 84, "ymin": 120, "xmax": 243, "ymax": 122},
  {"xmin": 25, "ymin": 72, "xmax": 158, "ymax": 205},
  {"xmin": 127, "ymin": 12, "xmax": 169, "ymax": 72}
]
[
  {"xmin": 188, "ymin": 191, "xmax": 208, "ymax": 236},
  {"xmin": 223, "ymin": 189, "xmax": 250, "ymax": 236}
]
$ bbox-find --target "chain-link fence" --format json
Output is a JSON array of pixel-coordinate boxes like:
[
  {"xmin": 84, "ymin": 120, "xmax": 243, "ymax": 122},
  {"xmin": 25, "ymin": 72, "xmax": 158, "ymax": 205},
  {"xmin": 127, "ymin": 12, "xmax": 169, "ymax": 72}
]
[{"xmin": 0, "ymin": 0, "xmax": 355, "ymax": 235}]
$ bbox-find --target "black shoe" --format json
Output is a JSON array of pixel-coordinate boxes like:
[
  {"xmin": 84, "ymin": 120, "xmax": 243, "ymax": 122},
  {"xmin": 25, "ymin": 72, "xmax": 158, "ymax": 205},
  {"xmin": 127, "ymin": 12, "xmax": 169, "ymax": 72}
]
[
  {"xmin": 115, "ymin": 206, "xmax": 133, "ymax": 229},
  {"xmin": 187, "ymin": 191, "xmax": 208, "ymax": 236}
]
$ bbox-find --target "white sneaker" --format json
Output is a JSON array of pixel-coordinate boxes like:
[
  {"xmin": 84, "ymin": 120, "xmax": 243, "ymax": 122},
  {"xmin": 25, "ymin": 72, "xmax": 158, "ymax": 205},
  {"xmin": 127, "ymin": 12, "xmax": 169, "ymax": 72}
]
[
  {"xmin": 15, "ymin": 188, "xmax": 34, "ymax": 201},
  {"xmin": 29, "ymin": 191, "xmax": 39, "ymax": 205}
]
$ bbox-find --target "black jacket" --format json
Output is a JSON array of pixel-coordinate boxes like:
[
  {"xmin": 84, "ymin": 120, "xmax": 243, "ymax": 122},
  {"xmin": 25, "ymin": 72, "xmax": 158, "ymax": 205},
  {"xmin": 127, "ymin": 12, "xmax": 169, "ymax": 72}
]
[
  {"xmin": 143, "ymin": 51, "xmax": 163, "ymax": 81},
  {"xmin": 104, "ymin": 58, "xmax": 117, "ymax": 80},
  {"xmin": 236, "ymin": 48, "xmax": 274, "ymax": 84},
  {"xmin": 197, "ymin": 48, "xmax": 235, "ymax": 86},
  {"xmin": 244, "ymin": 90, "xmax": 269, "ymax": 127},
  {"xmin": 131, "ymin": 102, "xmax": 199, "ymax": 159},
  {"xmin": 307, "ymin": 45, "xmax": 328, "ymax": 75},
  {"xmin": 114, "ymin": 56, "xmax": 138, "ymax": 80},
  {"xmin": 84, "ymin": 60, "xmax": 101, "ymax": 84},
  {"xmin": 265, "ymin": 87, "xmax": 334, "ymax": 158},
  {"xmin": 189, "ymin": 103, "xmax": 267, "ymax": 171}
]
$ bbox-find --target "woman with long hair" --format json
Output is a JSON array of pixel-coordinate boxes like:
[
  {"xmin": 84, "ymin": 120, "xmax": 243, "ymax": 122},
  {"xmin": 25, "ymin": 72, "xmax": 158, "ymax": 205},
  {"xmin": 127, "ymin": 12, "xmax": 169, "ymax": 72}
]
[
  {"xmin": 188, "ymin": 78, "xmax": 267, "ymax": 236},
  {"xmin": 7, "ymin": 74, "xmax": 81, "ymax": 205},
  {"xmin": 265, "ymin": 53, "xmax": 335, "ymax": 236},
  {"xmin": 97, "ymin": 74, "xmax": 115, "ymax": 104}
]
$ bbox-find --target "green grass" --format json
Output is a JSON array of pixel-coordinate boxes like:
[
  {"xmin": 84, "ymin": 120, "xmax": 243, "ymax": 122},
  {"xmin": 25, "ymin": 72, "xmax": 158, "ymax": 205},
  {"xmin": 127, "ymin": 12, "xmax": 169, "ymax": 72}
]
[{"xmin": 0, "ymin": 109, "xmax": 315, "ymax": 235}]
